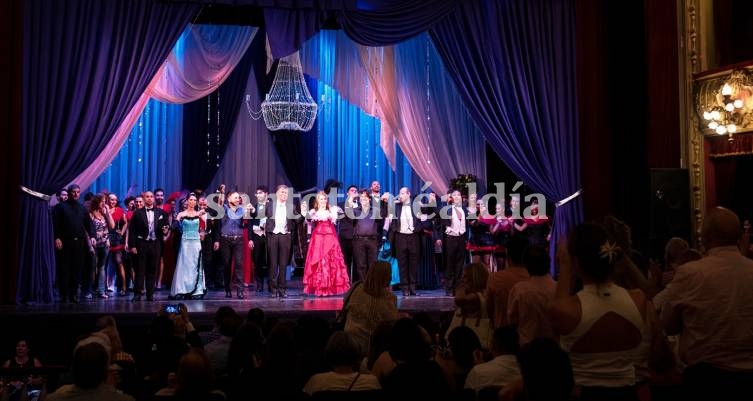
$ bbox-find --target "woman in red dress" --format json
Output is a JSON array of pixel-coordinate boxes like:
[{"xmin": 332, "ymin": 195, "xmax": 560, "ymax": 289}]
[{"xmin": 303, "ymin": 191, "xmax": 351, "ymax": 296}]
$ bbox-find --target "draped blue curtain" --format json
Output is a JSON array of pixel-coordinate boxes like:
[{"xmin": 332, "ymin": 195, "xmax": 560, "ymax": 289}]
[
  {"xmin": 19, "ymin": 0, "xmax": 197, "ymax": 303},
  {"xmin": 89, "ymin": 100, "xmax": 183, "ymax": 199},
  {"xmin": 315, "ymin": 82, "xmax": 419, "ymax": 194},
  {"xmin": 431, "ymin": 0, "xmax": 583, "ymax": 273}
]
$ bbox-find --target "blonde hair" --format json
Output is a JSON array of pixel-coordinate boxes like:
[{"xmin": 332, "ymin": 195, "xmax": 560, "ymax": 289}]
[
  {"xmin": 364, "ymin": 261, "xmax": 393, "ymax": 297},
  {"xmin": 313, "ymin": 191, "xmax": 330, "ymax": 210}
]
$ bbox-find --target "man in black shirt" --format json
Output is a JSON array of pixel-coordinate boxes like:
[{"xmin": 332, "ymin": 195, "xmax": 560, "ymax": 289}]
[{"xmin": 52, "ymin": 184, "xmax": 95, "ymax": 303}]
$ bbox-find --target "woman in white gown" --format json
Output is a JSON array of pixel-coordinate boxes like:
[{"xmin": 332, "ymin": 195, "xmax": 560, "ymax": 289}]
[{"xmin": 170, "ymin": 194, "xmax": 207, "ymax": 299}]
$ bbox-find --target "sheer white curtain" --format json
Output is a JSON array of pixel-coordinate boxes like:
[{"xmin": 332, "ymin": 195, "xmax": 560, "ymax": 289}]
[{"xmin": 301, "ymin": 31, "xmax": 486, "ymax": 194}]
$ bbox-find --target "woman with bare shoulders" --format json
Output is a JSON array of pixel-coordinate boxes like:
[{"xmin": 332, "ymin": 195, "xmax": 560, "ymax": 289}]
[
  {"xmin": 169, "ymin": 194, "xmax": 207, "ymax": 299},
  {"xmin": 550, "ymin": 223, "xmax": 654, "ymax": 401}
]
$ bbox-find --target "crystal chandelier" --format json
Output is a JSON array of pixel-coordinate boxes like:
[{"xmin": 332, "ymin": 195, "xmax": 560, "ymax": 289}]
[
  {"xmin": 248, "ymin": 51, "xmax": 318, "ymax": 132},
  {"xmin": 697, "ymin": 69, "xmax": 753, "ymax": 141}
]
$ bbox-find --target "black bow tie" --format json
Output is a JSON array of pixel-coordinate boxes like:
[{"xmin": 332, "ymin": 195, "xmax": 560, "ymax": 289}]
[{"xmin": 146, "ymin": 208, "xmax": 153, "ymax": 211}]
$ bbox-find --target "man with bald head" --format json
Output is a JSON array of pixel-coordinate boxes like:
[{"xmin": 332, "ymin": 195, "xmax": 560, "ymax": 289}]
[{"xmin": 661, "ymin": 207, "xmax": 753, "ymax": 399}]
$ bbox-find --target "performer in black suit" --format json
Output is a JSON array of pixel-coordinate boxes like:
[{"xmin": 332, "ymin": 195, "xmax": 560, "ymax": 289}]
[
  {"xmin": 388, "ymin": 187, "xmax": 431, "ymax": 296},
  {"xmin": 264, "ymin": 185, "xmax": 302, "ymax": 298},
  {"xmin": 128, "ymin": 191, "xmax": 171, "ymax": 302},
  {"xmin": 434, "ymin": 190, "xmax": 469, "ymax": 296},
  {"xmin": 338, "ymin": 185, "xmax": 359, "ymax": 278},
  {"xmin": 249, "ymin": 185, "xmax": 270, "ymax": 293}
]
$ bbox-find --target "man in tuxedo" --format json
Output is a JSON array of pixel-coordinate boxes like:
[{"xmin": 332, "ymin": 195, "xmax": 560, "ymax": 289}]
[
  {"xmin": 388, "ymin": 187, "xmax": 431, "ymax": 296},
  {"xmin": 435, "ymin": 190, "xmax": 469, "ymax": 296},
  {"xmin": 338, "ymin": 185, "xmax": 359, "ymax": 278},
  {"xmin": 265, "ymin": 185, "xmax": 302, "ymax": 298},
  {"xmin": 128, "ymin": 191, "xmax": 170, "ymax": 301},
  {"xmin": 249, "ymin": 185, "xmax": 270, "ymax": 293}
]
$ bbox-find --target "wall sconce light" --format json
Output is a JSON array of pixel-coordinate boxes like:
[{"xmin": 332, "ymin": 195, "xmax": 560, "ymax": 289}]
[{"xmin": 696, "ymin": 69, "xmax": 753, "ymax": 141}]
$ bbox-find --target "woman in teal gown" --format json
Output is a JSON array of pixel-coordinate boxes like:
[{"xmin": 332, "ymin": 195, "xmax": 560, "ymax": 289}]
[{"xmin": 170, "ymin": 194, "xmax": 207, "ymax": 299}]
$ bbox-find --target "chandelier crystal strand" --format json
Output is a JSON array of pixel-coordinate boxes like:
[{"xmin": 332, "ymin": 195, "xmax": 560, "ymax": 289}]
[
  {"xmin": 262, "ymin": 51, "xmax": 318, "ymax": 131},
  {"xmin": 206, "ymin": 92, "xmax": 211, "ymax": 163},
  {"xmin": 216, "ymin": 89, "xmax": 221, "ymax": 167}
]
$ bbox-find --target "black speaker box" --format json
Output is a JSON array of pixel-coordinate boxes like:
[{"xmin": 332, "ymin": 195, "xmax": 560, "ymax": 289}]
[{"xmin": 649, "ymin": 168, "xmax": 691, "ymax": 258}]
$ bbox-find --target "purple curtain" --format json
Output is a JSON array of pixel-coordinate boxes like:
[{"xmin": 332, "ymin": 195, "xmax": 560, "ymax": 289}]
[
  {"xmin": 19, "ymin": 0, "xmax": 197, "ymax": 303},
  {"xmin": 431, "ymin": 0, "xmax": 583, "ymax": 273},
  {"xmin": 340, "ymin": 0, "xmax": 460, "ymax": 46},
  {"xmin": 263, "ymin": 0, "xmax": 461, "ymax": 59},
  {"xmin": 264, "ymin": 8, "xmax": 327, "ymax": 59}
]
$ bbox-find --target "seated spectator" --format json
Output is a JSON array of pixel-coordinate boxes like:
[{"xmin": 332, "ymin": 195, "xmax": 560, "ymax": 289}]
[
  {"xmin": 46, "ymin": 338, "xmax": 133, "ymax": 401},
  {"xmin": 344, "ymin": 261, "xmax": 398, "ymax": 356},
  {"xmin": 2, "ymin": 339, "xmax": 42, "ymax": 369},
  {"xmin": 204, "ymin": 311, "xmax": 242, "ymax": 378},
  {"xmin": 2, "ymin": 338, "xmax": 44, "ymax": 401},
  {"xmin": 155, "ymin": 349, "xmax": 225, "ymax": 401},
  {"xmin": 465, "ymin": 326, "xmax": 521, "ymax": 393},
  {"xmin": 437, "ymin": 325, "xmax": 484, "ymax": 392},
  {"xmin": 500, "ymin": 337, "xmax": 574, "ymax": 401},
  {"xmin": 200, "ymin": 306, "xmax": 237, "ymax": 346},
  {"xmin": 303, "ymin": 332, "xmax": 381, "ymax": 395},
  {"xmin": 381, "ymin": 318, "xmax": 450, "ymax": 400},
  {"xmin": 507, "ymin": 245, "xmax": 556, "ymax": 345},
  {"xmin": 96, "ymin": 316, "xmax": 137, "ymax": 396},
  {"xmin": 363, "ymin": 320, "xmax": 395, "ymax": 373}
]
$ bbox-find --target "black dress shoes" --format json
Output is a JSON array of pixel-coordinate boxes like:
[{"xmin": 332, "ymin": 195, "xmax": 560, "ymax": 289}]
[
  {"xmin": 237, "ymin": 289, "xmax": 245, "ymax": 299},
  {"xmin": 69, "ymin": 296, "xmax": 79, "ymax": 304},
  {"xmin": 402, "ymin": 290, "xmax": 410, "ymax": 297},
  {"xmin": 225, "ymin": 291, "xmax": 232, "ymax": 298},
  {"xmin": 131, "ymin": 295, "xmax": 142, "ymax": 302},
  {"xmin": 146, "ymin": 295, "xmax": 154, "ymax": 302}
]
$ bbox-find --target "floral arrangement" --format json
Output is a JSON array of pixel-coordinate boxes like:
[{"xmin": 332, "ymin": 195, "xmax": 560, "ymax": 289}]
[{"xmin": 449, "ymin": 174, "xmax": 478, "ymax": 197}]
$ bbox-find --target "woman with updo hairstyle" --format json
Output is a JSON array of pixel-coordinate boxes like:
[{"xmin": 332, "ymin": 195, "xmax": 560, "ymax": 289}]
[{"xmin": 550, "ymin": 223, "xmax": 655, "ymax": 401}]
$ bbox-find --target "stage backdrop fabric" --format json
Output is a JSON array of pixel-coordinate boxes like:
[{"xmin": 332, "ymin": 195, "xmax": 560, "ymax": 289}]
[{"xmin": 19, "ymin": 0, "xmax": 197, "ymax": 303}]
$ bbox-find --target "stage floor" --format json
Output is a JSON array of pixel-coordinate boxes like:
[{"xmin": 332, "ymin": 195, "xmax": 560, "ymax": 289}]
[{"xmin": 0, "ymin": 286, "xmax": 455, "ymax": 320}]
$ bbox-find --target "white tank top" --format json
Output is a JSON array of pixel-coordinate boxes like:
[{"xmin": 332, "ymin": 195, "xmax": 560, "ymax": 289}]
[{"xmin": 560, "ymin": 283, "xmax": 646, "ymax": 387}]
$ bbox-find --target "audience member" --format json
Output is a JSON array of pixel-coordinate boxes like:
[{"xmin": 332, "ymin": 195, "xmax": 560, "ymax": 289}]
[
  {"xmin": 661, "ymin": 207, "xmax": 753, "ymax": 401},
  {"xmin": 46, "ymin": 339, "xmax": 133, "ymax": 401},
  {"xmin": 488, "ymin": 236, "xmax": 530, "ymax": 328},
  {"xmin": 551, "ymin": 223, "xmax": 652, "ymax": 401},
  {"xmin": 465, "ymin": 326, "xmax": 521, "ymax": 393},
  {"xmin": 507, "ymin": 245, "xmax": 556, "ymax": 345},
  {"xmin": 302, "ymin": 332, "xmax": 381, "ymax": 395}
]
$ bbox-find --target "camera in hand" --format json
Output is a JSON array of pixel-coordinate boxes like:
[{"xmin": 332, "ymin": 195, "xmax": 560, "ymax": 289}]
[{"xmin": 164, "ymin": 304, "xmax": 181, "ymax": 314}]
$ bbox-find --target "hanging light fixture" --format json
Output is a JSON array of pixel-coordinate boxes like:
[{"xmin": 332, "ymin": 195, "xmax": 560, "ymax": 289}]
[
  {"xmin": 696, "ymin": 69, "xmax": 753, "ymax": 141},
  {"xmin": 248, "ymin": 51, "xmax": 318, "ymax": 132}
]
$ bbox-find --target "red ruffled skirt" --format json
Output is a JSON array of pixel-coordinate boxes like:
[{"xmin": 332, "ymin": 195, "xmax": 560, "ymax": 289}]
[{"xmin": 303, "ymin": 221, "xmax": 350, "ymax": 296}]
